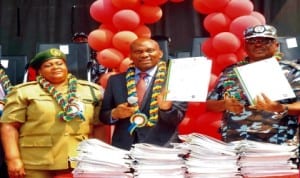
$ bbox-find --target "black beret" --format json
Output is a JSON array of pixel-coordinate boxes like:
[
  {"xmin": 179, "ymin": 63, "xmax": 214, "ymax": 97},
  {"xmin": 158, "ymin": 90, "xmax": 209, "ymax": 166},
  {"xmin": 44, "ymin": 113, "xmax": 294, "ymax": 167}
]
[{"xmin": 29, "ymin": 48, "xmax": 66, "ymax": 69}]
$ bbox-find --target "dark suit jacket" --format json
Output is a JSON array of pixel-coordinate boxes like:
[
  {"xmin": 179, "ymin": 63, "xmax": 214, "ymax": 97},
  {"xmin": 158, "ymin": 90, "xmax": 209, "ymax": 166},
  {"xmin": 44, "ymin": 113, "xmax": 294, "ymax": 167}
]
[{"xmin": 100, "ymin": 72, "xmax": 187, "ymax": 150}]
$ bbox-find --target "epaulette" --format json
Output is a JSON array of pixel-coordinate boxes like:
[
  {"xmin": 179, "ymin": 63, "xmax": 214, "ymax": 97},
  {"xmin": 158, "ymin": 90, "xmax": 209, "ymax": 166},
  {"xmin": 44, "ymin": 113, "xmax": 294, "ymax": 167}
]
[
  {"xmin": 13, "ymin": 81, "xmax": 38, "ymax": 89},
  {"xmin": 280, "ymin": 60, "xmax": 300, "ymax": 70},
  {"xmin": 77, "ymin": 80, "xmax": 101, "ymax": 90},
  {"xmin": 77, "ymin": 80, "xmax": 102, "ymax": 106}
]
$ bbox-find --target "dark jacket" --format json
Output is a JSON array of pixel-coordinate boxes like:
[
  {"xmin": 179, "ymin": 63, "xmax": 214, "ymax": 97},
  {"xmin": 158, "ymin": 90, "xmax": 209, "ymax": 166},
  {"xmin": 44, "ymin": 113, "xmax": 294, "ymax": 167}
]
[{"xmin": 100, "ymin": 72, "xmax": 187, "ymax": 150}]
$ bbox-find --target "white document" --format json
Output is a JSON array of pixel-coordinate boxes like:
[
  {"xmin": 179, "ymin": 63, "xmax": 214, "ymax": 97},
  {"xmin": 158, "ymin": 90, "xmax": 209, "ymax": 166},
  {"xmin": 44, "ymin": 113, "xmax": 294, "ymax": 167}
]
[
  {"xmin": 59, "ymin": 45, "xmax": 69, "ymax": 54},
  {"xmin": 0, "ymin": 59, "xmax": 9, "ymax": 68},
  {"xmin": 286, "ymin": 37, "xmax": 298, "ymax": 48},
  {"xmin": 165, "ymin": 57, "xmax": 212, "ymax": 102},
  {"xmin": 234, "ymin": 57, "xmax": 296, "ymax": 105}
]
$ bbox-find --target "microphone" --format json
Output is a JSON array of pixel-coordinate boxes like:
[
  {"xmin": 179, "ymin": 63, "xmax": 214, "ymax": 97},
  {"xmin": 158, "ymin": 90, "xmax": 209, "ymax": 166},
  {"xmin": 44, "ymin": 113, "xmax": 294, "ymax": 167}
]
[{"xmin": 127, "ymin": 96, "xmax": 138, "ymax": 106}]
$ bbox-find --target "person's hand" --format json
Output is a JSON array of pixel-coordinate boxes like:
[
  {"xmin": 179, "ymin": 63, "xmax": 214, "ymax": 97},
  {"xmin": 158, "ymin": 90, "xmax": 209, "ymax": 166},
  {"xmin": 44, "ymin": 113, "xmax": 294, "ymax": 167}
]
[
  {"xmin": 111, "ymin": 103, "xmax": 135, "ymax": 119},
  {"xmin": 250, "ymin": 93, "xmax": 285, "ymax": 113},
  {"xmin": 157, "ymin": 87, "xmax": 172, "ymax": 111},
  {"xmin": 7, "ymin": 158, "xmax": 25, "ymax": 178},
  {"xmin": 224, "ymin": 94, "xmax": 244, "ymax": 114}
]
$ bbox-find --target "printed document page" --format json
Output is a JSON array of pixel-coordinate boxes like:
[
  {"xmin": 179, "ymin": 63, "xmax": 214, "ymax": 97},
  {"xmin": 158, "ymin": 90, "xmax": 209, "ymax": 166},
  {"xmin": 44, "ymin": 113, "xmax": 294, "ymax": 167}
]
[
  {"xmin": 165, "ymin": 57, "xmax": 212, "ymax": 102},
  {"xmin": 234, "ymin": 57, "xmax": 295, "ymax": 105}
]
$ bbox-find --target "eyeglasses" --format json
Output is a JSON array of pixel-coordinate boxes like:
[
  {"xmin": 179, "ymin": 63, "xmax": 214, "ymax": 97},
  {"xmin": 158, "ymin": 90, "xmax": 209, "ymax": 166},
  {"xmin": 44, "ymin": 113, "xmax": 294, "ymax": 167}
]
[{"xmin": 245, "ymin": 38, "xmax": 275, "ymax": 45}]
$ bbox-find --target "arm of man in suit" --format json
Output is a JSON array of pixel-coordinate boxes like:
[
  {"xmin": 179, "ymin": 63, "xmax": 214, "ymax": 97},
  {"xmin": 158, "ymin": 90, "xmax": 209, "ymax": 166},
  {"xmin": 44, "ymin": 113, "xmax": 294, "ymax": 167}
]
[
  {"xmin": 100, "ymin": 102, "xmax": 135, "ymax": 124},
  {"xmin": 111, "ymin": 103, "xmax": 135, "ymax": 119},
  {"xmin": 99, "ymin": 75, "xmax": 136, "ymax": 124}
]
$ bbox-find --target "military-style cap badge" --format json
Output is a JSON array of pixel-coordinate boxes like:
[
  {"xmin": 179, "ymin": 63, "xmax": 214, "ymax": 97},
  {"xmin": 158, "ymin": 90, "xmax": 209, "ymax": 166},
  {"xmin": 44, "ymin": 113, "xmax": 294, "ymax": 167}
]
[
  {"xmin": 29, "ymin": 48, "xmax": 66, "ymax": 69},
  {"xmin": 244, "ymin": 25, "xmax": 277, "ymax": 39}
]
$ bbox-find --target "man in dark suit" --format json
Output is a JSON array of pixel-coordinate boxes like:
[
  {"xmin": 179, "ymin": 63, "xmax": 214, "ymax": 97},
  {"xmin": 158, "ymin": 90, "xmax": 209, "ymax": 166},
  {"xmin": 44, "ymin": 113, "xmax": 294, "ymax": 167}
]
[{"xmin": 99, "ymin": 38, "xmax": 187, "ymax": 150}]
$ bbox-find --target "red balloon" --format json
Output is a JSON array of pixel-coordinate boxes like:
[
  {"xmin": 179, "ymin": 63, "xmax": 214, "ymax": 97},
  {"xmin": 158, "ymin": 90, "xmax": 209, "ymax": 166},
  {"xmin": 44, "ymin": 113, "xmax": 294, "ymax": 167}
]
[
  {"xmin": 192, "ymin": 112, "xmax": 222, "ymax": 140},
  {"xmin": 212, "ymin": 32, "xmax": 241, "ymax": 54},
  {"xmin": 201, "ymin": 0, "xmax": 230, "ymax": 12},
  {"xmin": 89, "ymin": 0, "xmax": 118, "ymax": 23},
  {"xmin": 133, "ymin": 25, "xmax": 152, "ymax": 38},
  {"xmin": 179, "ymin": 102, "xmax": 207, "ymax": 134},
  {"xmin": 88, "ymin": 29, "xmax": 114, "ymax": 51},
  {"xmin": 118, "ymin": 57, "xmax": 133, "ymax": 72},
  {"xmin": 209, "ymin": 73, "xmax": 218, "ymax": 91},
  {"xmin": 97, "ymin": 48, "xmax": 124, "ymax": 69},
  {"xmin": 223, "ymin": 0, "xmax": 254, "ymax": 19},
  {"xmin": 204, "ymin": 12, "xmax": 231, "ymax": 36},
  {"xmin": 169, "ymin": 0, "xmax": 184, "ymax": 3},
  {"xmin": 216, "ymin": 53, "xmax": 238, "ymax": 69},
  {"xmin": 137, "ymin": 5, "xmax": 163, "ymax": 24},
  {"xmin": 251, "ymin": 11, "xmax": 266, "ymax": 24},
  {"xmin": 187, "ymin": 102, "xmax": 207, "ymax": 115},
  {"xmin": 112, "ymin": 10, "xmax": 140, "ymax": 31},
  {"xmin": 99, "ymin": 71, "xmax": 118, "ymax": 88},
  {"xmin": 27, "ymin": 67, "xmax": 36, "ymax": 81},
  {"xmin": 178, "ymin": 115, "xmax": 194, "ymax": 134},
  {"xmin": 229, "ymin": 15, "xmax": 261, "ymax": 39},
  {"xmin": 99, "ymin": 23, "xmax": 118, "ymax": 33},
  {"xmin": 193, "ymin": 0, "xmax": 215, "ymax": 14},
  {"xmin": 111, "ymin": 0, "xmax": 140, "ymax": 9},
  {"xmin": 112, "ymin": 31, "xmax": 138, "ymax": 54},
  {"xmin": 211, "ymin": 57, "xmax": 223, "ymax": 76},
  {"xmin": 235, "ymin": 47, "xmax": 247, "ymax": 61},
  {"xmin": 201, "ymin": 38, "xmax": 217, "ymax": 58},
  {"xmin": 143, "ymin": 0, "xmax": 168, "ymax": 6}
]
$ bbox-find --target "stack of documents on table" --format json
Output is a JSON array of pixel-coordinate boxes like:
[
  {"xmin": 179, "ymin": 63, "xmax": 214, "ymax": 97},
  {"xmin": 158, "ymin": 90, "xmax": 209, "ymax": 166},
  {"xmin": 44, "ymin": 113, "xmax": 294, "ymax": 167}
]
[
  {"xmin": 232, "ymin": 140, "xmax": 299, "ymax": 178},
  {"xmin": 70, "ymin": 139, "xmax": 133, "ymax": 178},
  {"xmin": 177, "ymin": 133, "xmax": 242, "ymax": 178},
  {"xmin": 129, "ymin": 143, "xmax": 189, "ymax": 178}
]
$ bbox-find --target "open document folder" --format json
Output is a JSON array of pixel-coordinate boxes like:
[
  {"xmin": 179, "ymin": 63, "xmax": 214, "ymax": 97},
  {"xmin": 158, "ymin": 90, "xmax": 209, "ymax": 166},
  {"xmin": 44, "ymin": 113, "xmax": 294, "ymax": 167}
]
[
  {"xmin": 165, "ymin": 57, "xmax": 212, "ymax": 102},
  {"xmin": 233, "ymin": 57, "xmax": 296, "ymax": 105}
]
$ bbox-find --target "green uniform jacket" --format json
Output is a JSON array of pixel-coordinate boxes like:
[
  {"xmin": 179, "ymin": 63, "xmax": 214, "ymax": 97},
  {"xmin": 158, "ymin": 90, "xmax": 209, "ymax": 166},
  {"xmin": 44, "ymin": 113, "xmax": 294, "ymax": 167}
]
[{"xmin": 0, "ymin": 80, "xmax": 102, "ymax": 170}]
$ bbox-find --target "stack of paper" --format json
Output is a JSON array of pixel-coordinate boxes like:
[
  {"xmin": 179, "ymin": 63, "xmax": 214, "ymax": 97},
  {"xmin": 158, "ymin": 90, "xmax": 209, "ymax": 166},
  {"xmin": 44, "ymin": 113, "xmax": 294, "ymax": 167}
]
[
  {"xmin": 70, "ymin": 135, "xmax": 299, "ymax": 178},
  {"xmin": 129, "ymin": 143, "xmax": 189, "ymax": 178},
  {"xmin": 233, "ymin": 140, "xmax": 299, "ymax": 178},
  {"xmin": 178, "ymin": 133, "xmax": 242, "ymax": 178},
  {"xmin": 70, "ymin": 139, "xmax": 133, "ymax": 178}
]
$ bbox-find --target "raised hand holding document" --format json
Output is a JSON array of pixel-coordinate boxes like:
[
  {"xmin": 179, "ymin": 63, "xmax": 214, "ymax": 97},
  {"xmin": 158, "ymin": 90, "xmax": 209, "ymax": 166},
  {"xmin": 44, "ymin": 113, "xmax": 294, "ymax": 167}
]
[{"xmin": 233, "ymin": 57, "xmax": 296, "ymax": 105}]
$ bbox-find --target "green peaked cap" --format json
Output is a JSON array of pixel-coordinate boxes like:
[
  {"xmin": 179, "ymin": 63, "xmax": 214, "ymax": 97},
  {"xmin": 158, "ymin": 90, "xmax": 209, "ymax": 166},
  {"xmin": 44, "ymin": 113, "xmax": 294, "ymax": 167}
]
[{"xmin": 29, "ymin": 48, "xmax": 66, "ymax": 69}]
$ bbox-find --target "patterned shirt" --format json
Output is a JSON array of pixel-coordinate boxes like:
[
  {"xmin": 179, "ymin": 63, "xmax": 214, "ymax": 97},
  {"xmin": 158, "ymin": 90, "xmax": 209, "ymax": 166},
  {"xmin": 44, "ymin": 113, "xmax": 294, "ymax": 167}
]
[{"xmin": 208, "ymin": 58, "xmax": 300, "ymax": 144}]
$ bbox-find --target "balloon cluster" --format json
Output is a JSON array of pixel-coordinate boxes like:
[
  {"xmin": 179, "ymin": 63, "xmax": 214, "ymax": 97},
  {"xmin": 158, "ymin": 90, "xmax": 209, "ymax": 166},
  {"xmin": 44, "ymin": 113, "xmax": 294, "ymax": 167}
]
[
  {"xmin": 194, "ymin": 0, "xmax": 266, "ymax": 75},
  {"xmin": 88, "ymin": 0, "xmax": 184, "ymax": 87},
  {"xmin": 179, "ymin": 0, "xmax": 266, "ymax": 139},
  {"xmin": 88, "ymin": 0, "xmax": 266, "ymax": 139}
]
